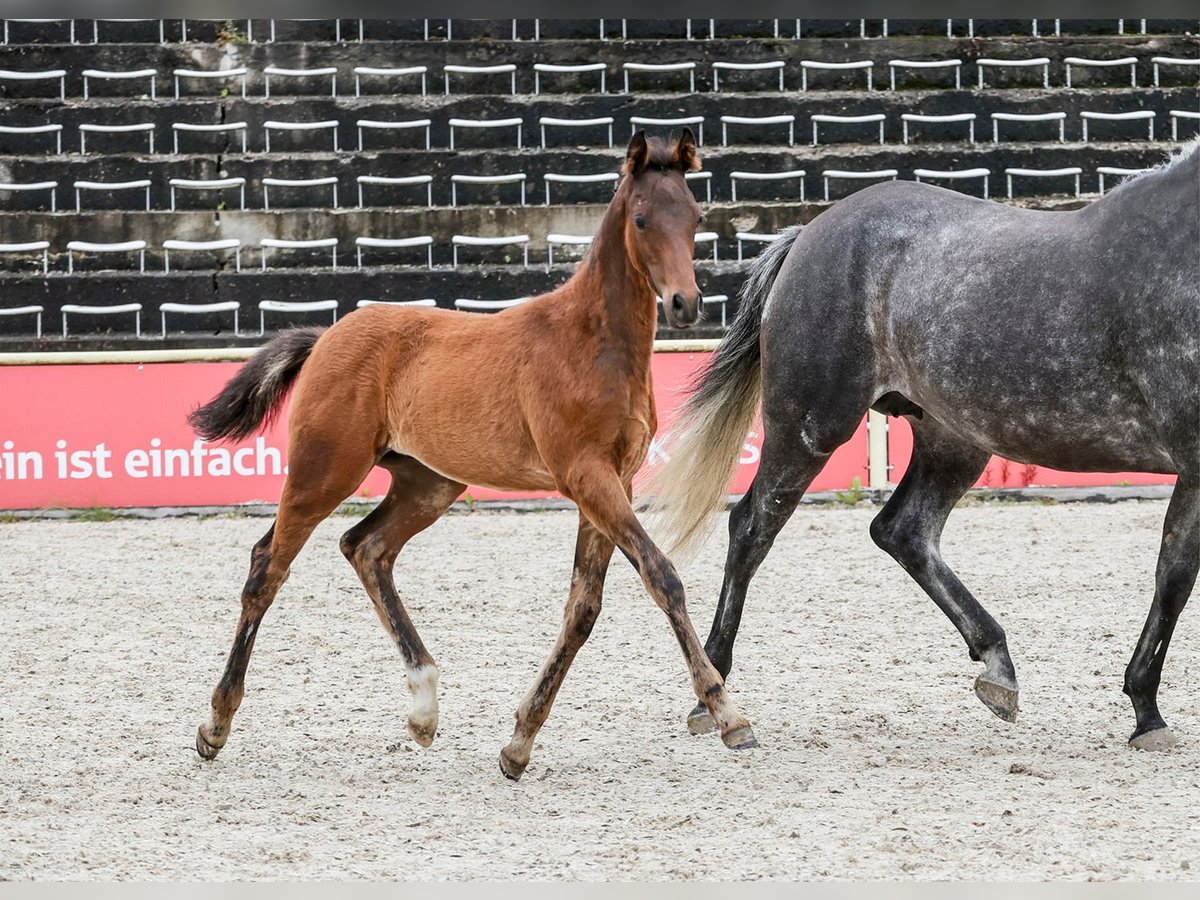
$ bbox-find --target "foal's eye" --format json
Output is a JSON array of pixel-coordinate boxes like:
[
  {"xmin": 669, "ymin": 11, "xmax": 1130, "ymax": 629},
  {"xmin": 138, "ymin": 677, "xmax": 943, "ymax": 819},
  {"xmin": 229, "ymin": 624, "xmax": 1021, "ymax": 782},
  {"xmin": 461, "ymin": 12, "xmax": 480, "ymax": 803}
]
[{"xmin": 633, "ymin": 214, "xmax": 647, "ymax": 230}]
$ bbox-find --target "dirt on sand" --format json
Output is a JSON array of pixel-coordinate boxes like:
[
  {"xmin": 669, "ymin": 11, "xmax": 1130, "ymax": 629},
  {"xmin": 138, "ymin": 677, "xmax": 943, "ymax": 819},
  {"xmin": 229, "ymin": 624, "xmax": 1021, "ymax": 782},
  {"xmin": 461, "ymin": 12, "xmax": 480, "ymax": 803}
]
[{"xmin": 0, "ymin": 499, "xmax": 1196, "ymax": 879}]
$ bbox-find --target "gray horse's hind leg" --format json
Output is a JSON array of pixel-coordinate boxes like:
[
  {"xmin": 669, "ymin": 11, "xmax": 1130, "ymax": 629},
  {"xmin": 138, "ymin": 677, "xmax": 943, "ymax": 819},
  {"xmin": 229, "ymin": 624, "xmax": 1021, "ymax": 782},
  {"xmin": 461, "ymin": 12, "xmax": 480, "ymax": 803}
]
[
  {"xmin": 1124, "ymin": 477, "xmax": 1198, "ymax": 751},
  {"xmin": 869, "ymin": 420, "xmax": 1020, "ymax": 723}
]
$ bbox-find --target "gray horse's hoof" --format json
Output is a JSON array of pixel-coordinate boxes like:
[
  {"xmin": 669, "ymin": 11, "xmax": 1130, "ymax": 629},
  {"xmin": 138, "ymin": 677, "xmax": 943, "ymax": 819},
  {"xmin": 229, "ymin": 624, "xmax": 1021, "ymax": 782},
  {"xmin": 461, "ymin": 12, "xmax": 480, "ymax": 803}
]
[
  {"xmin": 1130, "ymin": 727, "xmax": 1177, "ymax": 752},
  {"xmin": 721, "ymin": 725, "xmax": 760, "ymax": 750},
  {"xmin": 195, "ymin": 725, "xmax": 223, "ymax": 760},
  {"xmin": 687, "ymin": 702, "xmax": 717, "ymax": 735},
  {"xmin": 974, "ymin": 675, "xmax": 1019, "ymax": 723},
  {"xmin": 498, "ymin": 747, "xmax": 528, "ymax": 781}
]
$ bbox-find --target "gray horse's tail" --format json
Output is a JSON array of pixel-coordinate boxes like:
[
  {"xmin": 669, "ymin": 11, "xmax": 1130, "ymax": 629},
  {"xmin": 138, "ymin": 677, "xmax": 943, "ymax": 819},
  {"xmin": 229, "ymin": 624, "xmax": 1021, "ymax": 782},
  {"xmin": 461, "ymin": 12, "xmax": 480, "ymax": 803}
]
[
  {"xmin": 188, "ymin": 328, "xmax": 325, "ymax": 442},
  {"xmin": 645, "ymin": 224, "xmax": 802, "ymax": 556}
]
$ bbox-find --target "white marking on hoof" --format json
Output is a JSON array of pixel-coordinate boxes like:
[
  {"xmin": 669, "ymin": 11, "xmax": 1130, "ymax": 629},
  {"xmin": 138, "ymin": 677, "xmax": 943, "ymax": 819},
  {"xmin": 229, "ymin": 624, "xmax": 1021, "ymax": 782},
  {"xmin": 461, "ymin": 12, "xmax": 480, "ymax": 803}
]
[
  {"xmin": 1130, "ymin": 727, "xmax": 1177, "ymax": 752},
  {"xmin": 406, "ymin": 663, "xmax": 439, "ymax": 747}
]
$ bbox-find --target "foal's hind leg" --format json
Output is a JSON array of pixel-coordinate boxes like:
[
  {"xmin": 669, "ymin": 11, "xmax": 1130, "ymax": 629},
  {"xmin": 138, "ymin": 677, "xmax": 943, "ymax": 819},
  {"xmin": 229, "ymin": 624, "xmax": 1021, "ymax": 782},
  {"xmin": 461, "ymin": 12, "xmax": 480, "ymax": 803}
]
[
  {"xmin": 339, "ymin": 454, "xmax": 465, "ymax": 748},
  {"xmin": 868, "ymin": 422, "xmax": 1019, "ymax": 722},
  {"xmin": 194, "ymin": 458, "xmax": 372, "ymax": 763},
  {"xmin": 499, "ymin": 514, "xmax": 614, "ymax": 780},
  {"xmin": 1124, "ymin": 477, "xmax": 1198, "ymax": 751}
]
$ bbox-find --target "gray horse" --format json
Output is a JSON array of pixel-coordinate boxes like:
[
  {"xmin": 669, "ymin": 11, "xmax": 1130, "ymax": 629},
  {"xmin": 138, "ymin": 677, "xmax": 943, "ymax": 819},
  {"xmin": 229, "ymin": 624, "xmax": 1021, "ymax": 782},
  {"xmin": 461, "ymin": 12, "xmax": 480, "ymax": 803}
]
[{"xmin": 650, "ymin": 136, "xmax": 1198, "ymax": 751}]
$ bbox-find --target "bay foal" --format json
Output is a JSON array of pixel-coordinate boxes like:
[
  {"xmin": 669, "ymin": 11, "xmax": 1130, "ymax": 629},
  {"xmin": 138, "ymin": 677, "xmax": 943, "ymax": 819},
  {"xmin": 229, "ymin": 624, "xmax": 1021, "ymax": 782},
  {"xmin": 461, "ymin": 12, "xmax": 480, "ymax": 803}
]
[{"xmin": 189, "ymin": 130, "xmax": 757, "ymax": 779}]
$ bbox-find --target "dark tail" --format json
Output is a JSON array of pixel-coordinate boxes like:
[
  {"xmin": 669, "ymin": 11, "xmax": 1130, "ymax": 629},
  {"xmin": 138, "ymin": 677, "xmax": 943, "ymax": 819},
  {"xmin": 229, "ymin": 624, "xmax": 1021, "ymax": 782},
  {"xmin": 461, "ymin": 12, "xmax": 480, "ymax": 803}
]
[
  {"xmin": 645, "ymin": 224, "xmax": 802, "ymax": 555},
  {"xmin": 188, "ymin": 328, "xmax": 325, "ymax": 442}
]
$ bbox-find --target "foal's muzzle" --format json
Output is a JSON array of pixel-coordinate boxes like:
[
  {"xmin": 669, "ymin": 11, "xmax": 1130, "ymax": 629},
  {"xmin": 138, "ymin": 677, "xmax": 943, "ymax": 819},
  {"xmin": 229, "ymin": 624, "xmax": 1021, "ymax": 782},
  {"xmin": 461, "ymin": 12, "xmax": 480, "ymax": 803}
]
[{"xmin": 667, "ymin": 291, "xmax": 704, "ymax": 328}]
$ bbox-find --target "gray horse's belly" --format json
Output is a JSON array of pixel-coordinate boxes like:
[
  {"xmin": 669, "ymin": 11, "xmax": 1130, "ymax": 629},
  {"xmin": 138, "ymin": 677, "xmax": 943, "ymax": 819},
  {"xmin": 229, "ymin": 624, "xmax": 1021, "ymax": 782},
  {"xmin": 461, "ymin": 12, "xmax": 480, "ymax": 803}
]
[{"xmin": 910, "ymin": 386, "xmax": 1178, "ymax": 474}]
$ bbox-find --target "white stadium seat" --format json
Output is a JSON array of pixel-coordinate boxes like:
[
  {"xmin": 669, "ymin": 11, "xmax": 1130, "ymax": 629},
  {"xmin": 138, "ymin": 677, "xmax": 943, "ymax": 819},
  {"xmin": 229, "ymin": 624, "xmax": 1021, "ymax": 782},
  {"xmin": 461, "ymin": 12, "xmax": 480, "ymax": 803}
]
[
  {"xmin": 0, "ymin": 180, "xmax": 57, "ymax": 211},
  {"xmin": 0, "ymin": 67, "xmax": 66, "ymax": 100},
  {"xmin": 1080, "ymin": 110, "xmax": 1155, "ymax": 141},
  {"xmin": 355, "ymin": 236, "xmax": 434, "ymax": 268},
  {"xmin": 354, "ymin": 65, "xmax": 427, "ymax": 96},
  {"xmin": 1097, "ymin": 166, "xmax": 1151, "ymax": 194},
  {"xmin": 173, "ymin": 66, "xmax": 248, "ymax": 98},
  {"xmin": 357, "ymin": 175, "xmax": 434, "ymax": 208},
  {"xmin": 62, "ymin": 303, "xmax": 143, "ymax": 337},
  {"xmin": 261, "ymin": 177, "xmax": 340, "ymax": 210},
  {"xmin": 0, "ymin": 304, "xmax": 45, "ymax": 337},
  {"xmin": 976, "ymin": 57, "xmax": 1050, "ymax": 89},
  {"xmin": 992, "ymin": 111, "xmax": 1066, "ymax": 143},
  {"xmin": 258, "ymin": 299, "xmax": 338, "ymax": 335},
  {"xmin": 901, "ymin": 112, "xmax": 976, "ymax": 144},
  {"xmin": 66, "ymin": 239, "xmax": 147, "ymax": 274},
  {"xmin": 800, "ymin": 60, "xmax": 873, "ymax": 91},
  {"xmin": 451, "ymin": 173, "xmax": 527, "ymax": 207},
  {"xmin": 1005, "ymin": 166, "xmax": 1083, "ymax": 198},
  {"xmin": 263, "ymin": 65, "xmax": 338, "ymax": 97},
  {"xmin": 260, "ymin": 238, "xmax": 339, "ymax": 271},
  {"xmin": 888, "ymin": 58, "xmax": 962, "ymax": 90},
  {"xmin": 173, "ymin": 121, "xmax": 248, "ymax": 153},
  {"xmin": 0, "ymin": 240, "xmax": 50, "ymax": 275},
  {"xmin": 169, "ymin": 177, "xmax": 247, "ymax": 211},
  {"xmin": 533, "ymin": 62, "xmax": 606, "ymax": 94},
  {"xmin": 263, "ymin": 119, "xmax": 339, "ymax": 152},
  {"xmin": 443, "ymin": 63, "xmax": 517, "ymax": 95},
  {"xmin": 356, "ymin": 118, "xmax": 432, "ymax": 151},
  {"xmin": 623, "ymin": 61, "xmax": 696, "ymax": 93},
  {"xmin": 160, "ymin": 301, "xmax": 241, "ymax": 337},
  {"xmin": 543, "ymin": 172, "xmax": 619, "ymax": 205},
  {"xmin": 711, "ymin": 60, "xmax": 785, "ymax": 92},
  {"xmin": 161, "ymin": 238, "xmax": 242, "ymax": 273},
  {"xmin": 0, "ymin": 123, "xmax": 63, "ymax": 154},
  {"xmin": 74, "ymin": 179, "xmax": 151, "ymax": 212},
  {"xmin": 451, "ymin": 234, "xmax": 530, "ymax": 268},
  {"xmin": 721, "ymin": 114, "xmax": 795, "ymax": 146},
  {"xmin": 822, "ymin": 168, "xmax": 899, "ymax": 201},
  {"xmin": 1065, "ymin": 56, "xmax": 1138, "ymax": 88},
  {"xmin": 539, "ymin": 116, "xmax": 614, "ymax": 148},
  {"xmin": 448, "ymin": 117, "xmax": 523, "ymax": 149},
  {"xmin": 811, "ymin": 113, "xmax": 885, "ymax": 145},
  {"xmin": 82, "ymin": 67, "xmax": 157, "ymax": 99},
  {"xmin": 79, "ymin": 122, "xmax": 155, "ymax": 154},
  {"xmin": 914, "ymin": 167, "xmax": 991, "ymax": 199},
  {"xmin": 730, "ymin": 169, "xmax": 806, "ymax": 202}
]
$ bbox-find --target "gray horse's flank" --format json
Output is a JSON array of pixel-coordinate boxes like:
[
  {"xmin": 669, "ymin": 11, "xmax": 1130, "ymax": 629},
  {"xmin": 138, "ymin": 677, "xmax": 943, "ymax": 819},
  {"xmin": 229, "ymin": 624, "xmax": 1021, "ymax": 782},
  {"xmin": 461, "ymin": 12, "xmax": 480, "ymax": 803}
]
[{"xmin": 651, "ymin": 137, "xmax": 1199, "ymax": 751}]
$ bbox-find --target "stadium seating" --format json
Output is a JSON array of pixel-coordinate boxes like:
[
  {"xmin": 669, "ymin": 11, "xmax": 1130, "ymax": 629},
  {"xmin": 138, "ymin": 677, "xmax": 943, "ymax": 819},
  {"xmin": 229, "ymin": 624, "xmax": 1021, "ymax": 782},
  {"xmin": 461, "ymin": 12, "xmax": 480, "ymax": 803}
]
[{"xmin": 0, "ymin": 17, "xmax": 1194, "ymax": 345}]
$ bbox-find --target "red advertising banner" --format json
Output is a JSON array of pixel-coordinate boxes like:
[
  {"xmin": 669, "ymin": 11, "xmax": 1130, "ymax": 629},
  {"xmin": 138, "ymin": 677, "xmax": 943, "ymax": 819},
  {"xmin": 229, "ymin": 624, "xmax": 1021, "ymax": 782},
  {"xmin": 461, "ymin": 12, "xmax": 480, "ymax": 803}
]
[{"xmin": 0, "ymin": 353, "xmax": 870, "ymax": 510}]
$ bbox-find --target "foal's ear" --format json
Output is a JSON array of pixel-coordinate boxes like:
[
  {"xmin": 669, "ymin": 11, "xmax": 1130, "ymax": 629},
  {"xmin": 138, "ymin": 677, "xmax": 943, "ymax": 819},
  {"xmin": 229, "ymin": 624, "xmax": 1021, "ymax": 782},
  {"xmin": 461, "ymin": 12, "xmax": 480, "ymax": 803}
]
[
  {"xmin": 673, "ymin": 127, "xmax": 701, "ymax": 172},
  {"xmin": 624, "ymin": 130, "xmax": 650, "ymax": 175}
]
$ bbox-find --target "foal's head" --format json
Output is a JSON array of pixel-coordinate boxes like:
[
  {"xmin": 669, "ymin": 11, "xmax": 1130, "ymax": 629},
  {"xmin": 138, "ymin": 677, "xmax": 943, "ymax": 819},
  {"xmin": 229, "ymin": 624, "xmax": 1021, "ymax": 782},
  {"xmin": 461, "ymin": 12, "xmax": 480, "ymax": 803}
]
[{"xmin": 620, "ymin": 129, "xmax": 705, "ymax": 328}]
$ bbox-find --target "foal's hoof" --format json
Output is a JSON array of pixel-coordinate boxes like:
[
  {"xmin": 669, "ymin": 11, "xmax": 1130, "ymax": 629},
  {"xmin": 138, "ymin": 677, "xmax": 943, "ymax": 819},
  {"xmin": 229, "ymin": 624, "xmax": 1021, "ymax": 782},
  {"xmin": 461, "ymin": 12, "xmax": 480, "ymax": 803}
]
[
  {"xmin": 407, "ymin": 716, "xmax": 437, "ymax": 748},
  {"xmin": 1130, "ymin": 727, "xmax": 1177, "ymax": 752},
  {"xmin": 974, "ymin": 675, "xmax": 1019, "ymax": 723},
  {"xmin": 687, "ymin": 702, "xmax": 717, "ymax": 736},
  {"xmin": 721, "ymin": 725, "xmax": 760, "ymax": 751},
  {"xmin": 498, "ymin": 747, "xmax": 529, "ymax": 782},
  {"xmin": 195, "ymin": 725, "xmax": 223, "ymax": 761}
]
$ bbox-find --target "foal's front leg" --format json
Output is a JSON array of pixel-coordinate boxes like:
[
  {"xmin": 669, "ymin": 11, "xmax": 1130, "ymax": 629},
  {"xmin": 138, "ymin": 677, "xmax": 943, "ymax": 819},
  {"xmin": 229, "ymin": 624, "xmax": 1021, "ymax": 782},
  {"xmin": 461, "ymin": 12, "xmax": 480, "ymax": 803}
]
[
  {"xmin": 500, "ymin": 515, "xmax": 614, "ymax": 780},
  {"xmin": 571, "ymin": 463, "xmax": 757, "ymax": 751}
]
